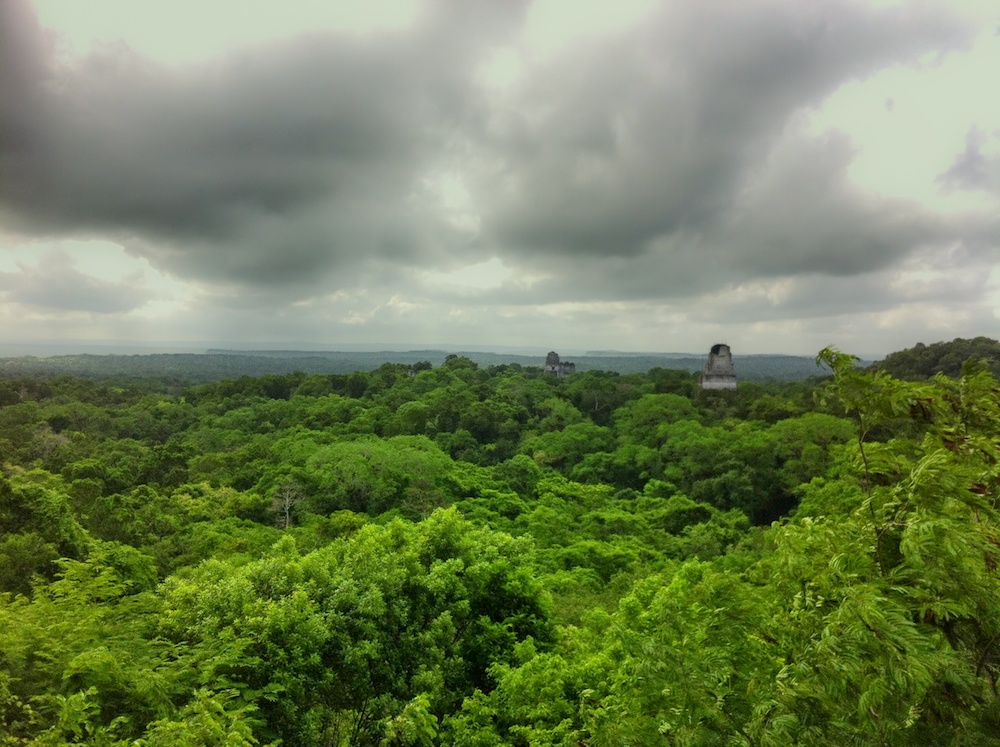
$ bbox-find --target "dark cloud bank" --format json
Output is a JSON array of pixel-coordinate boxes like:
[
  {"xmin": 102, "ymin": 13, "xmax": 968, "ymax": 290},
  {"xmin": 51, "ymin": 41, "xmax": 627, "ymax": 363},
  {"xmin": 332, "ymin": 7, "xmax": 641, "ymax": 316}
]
[{"xmin": 1, "ymin": 0, "xmax": 996, "ymax": 324}]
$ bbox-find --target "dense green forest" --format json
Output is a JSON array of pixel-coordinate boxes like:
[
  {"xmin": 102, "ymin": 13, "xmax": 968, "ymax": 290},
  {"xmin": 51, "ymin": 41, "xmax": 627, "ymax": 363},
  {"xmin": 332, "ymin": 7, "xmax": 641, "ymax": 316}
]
[
  {"xmin": 878, "ymin": 337, "xmax": 1000, "ymax": 380},
  {"xmin": 1, "ymin": 349, "xmax": 999, "ymax": 745}
]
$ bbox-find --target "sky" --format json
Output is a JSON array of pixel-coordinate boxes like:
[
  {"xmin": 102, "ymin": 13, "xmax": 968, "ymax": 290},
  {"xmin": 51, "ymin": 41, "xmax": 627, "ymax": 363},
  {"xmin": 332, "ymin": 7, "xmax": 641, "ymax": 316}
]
[{"xmin": 1, "ymin": 0, "xmax": 998, "ymax": 356}]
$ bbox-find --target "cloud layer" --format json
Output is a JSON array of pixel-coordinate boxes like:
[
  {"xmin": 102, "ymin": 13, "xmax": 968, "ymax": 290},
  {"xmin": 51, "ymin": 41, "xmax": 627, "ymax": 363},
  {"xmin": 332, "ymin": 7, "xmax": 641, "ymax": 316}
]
[{"xmin": 1, "ymin": 0, "xmax": 997, "ymax": 352}]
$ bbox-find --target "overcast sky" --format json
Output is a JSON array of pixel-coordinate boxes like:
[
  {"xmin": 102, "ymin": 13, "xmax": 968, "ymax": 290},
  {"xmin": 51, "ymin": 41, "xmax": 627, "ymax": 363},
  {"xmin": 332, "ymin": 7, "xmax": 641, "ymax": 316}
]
[{"xmin": 1, "ymin": 0, "xmax": 998, "ymax": 355}]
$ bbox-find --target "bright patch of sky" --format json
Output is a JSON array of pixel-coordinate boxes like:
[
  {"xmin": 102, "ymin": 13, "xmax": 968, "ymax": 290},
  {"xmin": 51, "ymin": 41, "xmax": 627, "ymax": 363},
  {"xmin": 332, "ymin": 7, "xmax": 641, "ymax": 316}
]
[{"xmin": 811, "ymin": 26, "xmax": 1000, "ymax": 211}]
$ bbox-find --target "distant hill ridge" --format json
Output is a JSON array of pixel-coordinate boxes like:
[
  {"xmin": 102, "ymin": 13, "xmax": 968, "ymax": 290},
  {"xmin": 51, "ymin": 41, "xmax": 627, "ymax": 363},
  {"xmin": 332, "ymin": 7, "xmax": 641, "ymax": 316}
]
[
  {"xmin": 205, "ymin": 349, "xmax": 833, "ymax": 380},
  {"xmin": 0, "ymin": 349, "xmax": 838, "ymax": 383},
  {"xmin": 16, "ymin": 339, "xmax": 1000, "ymax": 385},
  {"xmin": 877, "ymin": 337, "xmax": 1000, "ymax": 380}
]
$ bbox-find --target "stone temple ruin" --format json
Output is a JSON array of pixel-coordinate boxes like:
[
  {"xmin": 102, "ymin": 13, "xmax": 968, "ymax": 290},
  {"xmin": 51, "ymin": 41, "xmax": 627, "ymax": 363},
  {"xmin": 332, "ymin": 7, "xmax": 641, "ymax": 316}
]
[
  {"xmin": 544, "ymin": 351, "xmax": 576, "ymax": 378},
  {"xmin": 700, "ymin": 343, "xmax": 737, "ymax": 390}
]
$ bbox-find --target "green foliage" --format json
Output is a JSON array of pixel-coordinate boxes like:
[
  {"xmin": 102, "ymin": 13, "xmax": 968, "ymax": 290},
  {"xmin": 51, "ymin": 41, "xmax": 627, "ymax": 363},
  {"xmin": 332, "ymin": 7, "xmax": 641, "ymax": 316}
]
[
  {"xmin": 522, "ymin": 422, "xmax": 615, "ymax": 471},
  {"xmin": 302, "ymin": 436, "xmax": 453, "ymax": 517},
  {"xmin": 0, "ymin": 472, "xmax": 90, "ymax": 592},
  {"xmin": 158, "ymin": 510, "xmax": 551, "ymax": 746},
  {"xmin": 6, "ymin": 351, "xmax": 996, "ymax": 744},
  {"xmin": 613, "ymin": 393, "xmax": 700, "ymax": 446},
  {"xmin": 0, "ymin": 543, "xmax": 168, "ymax": 744},
  {"xmin": 135, "ymin": 689, "xmax": 268, "ymax": 747},
  {"xmin": 455, "ymin": 351, "xmax": 1000, "ymax": 746},
  {"xmin": 0, "ymin": 531, "xmax": 59, "ymax": 596},
  {"xmin": 879, "ymin": 336, "xmax": 1000, "ymax": 380}
]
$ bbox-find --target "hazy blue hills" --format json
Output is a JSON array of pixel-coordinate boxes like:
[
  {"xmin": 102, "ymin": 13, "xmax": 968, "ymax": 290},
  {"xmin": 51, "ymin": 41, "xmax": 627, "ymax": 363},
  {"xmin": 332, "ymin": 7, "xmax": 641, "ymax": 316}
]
[{"xmin": 0, "ymin": 349, "xmax": 836, "ymax": 384}]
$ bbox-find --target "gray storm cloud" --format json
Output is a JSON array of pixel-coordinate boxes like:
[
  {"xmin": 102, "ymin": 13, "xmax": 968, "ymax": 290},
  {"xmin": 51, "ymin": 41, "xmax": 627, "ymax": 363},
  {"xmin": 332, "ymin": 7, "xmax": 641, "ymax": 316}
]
[
  {"xmin": 938, "ymin": 128, "xmax": 1000, "ymax": 195},
  {"xmin": 0, "ymin": 0, "xmax": 527, "ymax": 292},
  {"xmin": 0, "ymin": 0, "xmax": 992, "ymax": 321},
  {"xmin": 468, "ymin": 0, "xmax": 971, "ymax": 261}
]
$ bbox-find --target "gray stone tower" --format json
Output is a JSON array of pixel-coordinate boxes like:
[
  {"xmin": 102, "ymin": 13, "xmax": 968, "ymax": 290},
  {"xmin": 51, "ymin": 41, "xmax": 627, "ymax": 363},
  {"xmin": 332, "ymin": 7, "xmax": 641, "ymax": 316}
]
[
  {"xmin": 700, "ymin": 343, "xmax": 737, "ymax": 390},
  {"xmin": 544, "ymin": 351, "xmax": 576, "ymax": 377}
]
